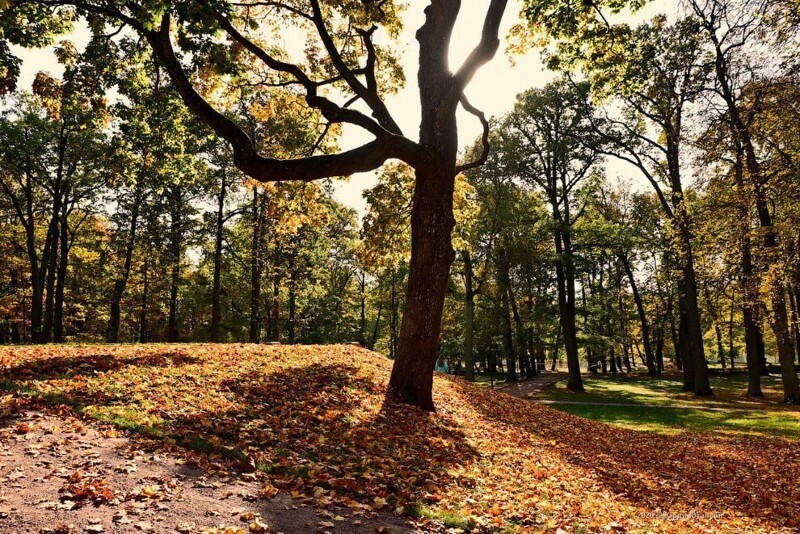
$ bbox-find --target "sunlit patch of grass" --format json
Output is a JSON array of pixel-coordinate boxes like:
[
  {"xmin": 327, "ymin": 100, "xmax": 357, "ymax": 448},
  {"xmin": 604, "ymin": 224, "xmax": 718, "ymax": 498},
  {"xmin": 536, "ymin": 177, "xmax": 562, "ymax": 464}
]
[
  {"xmin": 543, "ymin": 372, "xmax": 797, "ymax": 408},
  {"xmin": 550, "ymin": 402, "xmax": 800, "ymax": 439},
  {"xmin": 408, "ymin": 504, "xmax": 475, "ymax": 531}
]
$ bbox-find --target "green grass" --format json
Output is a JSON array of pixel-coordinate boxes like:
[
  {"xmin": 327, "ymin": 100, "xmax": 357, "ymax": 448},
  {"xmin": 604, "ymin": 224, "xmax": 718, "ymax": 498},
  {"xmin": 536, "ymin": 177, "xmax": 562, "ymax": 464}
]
[
  {"xmin": 408, "ymin": 504, "xmax": 475, "ymax": 530},
  {"xmin": 473, "ymin": 371, "xmax": 510, "ymax": 387},
  {"xmin": 537, "ymin": 372, "xmax": 800, "ymax": 439}
]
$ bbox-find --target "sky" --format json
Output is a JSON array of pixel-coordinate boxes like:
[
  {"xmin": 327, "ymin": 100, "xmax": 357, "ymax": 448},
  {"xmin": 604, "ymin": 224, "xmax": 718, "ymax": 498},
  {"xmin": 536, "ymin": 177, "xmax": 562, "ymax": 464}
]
[{"xmin": 12, "ymin": 1, "xmax": 668, "ymax": 218}]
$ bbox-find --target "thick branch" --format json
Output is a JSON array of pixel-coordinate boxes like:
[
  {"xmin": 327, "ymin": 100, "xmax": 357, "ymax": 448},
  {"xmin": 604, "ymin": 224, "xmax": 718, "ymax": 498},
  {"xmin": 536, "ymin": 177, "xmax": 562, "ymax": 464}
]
[
  {"xmin": 450, "ymin": 0, "xmax": 508, "ymax": 98},
  {"xmin": 145, "ymin": 14, "xmax": 428, "ymax": 181}
]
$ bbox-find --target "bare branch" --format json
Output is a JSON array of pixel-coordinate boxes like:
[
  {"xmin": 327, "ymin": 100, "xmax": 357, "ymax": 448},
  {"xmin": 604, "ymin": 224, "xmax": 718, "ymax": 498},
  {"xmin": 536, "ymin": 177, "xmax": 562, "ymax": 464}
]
[
  {"xmin": 308, "ymin": 0, "xmax": 402, "ymax": 134},
  {"xmin": 456, "ymin": 94, "xmax": 491, "ymax": 173}
]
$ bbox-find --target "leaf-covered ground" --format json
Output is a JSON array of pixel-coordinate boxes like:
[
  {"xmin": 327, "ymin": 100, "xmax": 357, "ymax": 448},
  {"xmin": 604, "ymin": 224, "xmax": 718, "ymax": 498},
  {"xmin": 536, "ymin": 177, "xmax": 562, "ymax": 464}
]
[{"xmin": 2, "ymin": 344, "xmax": 799, "ymax": 533}]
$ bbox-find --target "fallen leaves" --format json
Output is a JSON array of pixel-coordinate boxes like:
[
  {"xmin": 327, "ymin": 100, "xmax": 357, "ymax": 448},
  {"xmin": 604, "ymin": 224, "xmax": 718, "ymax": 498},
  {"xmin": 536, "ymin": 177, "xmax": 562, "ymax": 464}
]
[
  {"xmin": 60, "ymin": 477, "xmax": 116, "ymax": 506},
  {"xmin": 2, "ymin": 343, "xmax": 800, "ymax": 533}
]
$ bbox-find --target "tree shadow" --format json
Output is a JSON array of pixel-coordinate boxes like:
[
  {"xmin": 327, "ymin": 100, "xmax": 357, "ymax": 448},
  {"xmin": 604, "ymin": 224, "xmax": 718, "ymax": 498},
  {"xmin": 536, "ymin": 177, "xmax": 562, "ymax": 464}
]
[
  {"xmin": 3, "ymin": 350, "xmax": 477, "ymax": 511},
  {"xmin": 164, "ymin": 363, "xmax": 478, "ymax": 506},
  {"xmin": 1, "ymin": 346, "xmax": 201, "ymax": 381},
  {"xmin": 452, "ymin": 378, "xmax": 800, "ymax": 530}
]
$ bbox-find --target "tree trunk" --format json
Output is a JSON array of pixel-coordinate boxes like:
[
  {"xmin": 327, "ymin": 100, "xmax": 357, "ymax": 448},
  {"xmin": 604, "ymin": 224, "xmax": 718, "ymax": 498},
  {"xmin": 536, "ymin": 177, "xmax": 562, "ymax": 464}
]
[
  {"xmin": 621, "ymin": 253, "xmax": 656, "ymax": 375},
  {"xmin": 249, "ymin": 189, "xmax": 265, "ymax": 344},
  {"xmin": 772, "ymin": 286, "xmax": 800, "ymax": 403},
  {"xmin": 388, "ymin": 165, "xmax": 457, "ymax": 410},
  {"xmin": 702, "ymin": 284, "xmax": 726, "ymax": 369},
  {"xmin": 370, "ymin": 303, "xmax": 382, "ymax": 351},
  {"xmin": 553, "ymin": 218, "xmax": 582, "ymax": 390},
  {"xmin": 107, "ymin": 189, "xmax": 143, "ymax": 343},
  {"xmin": 462, "ymin": 250, "xmax": 476, "ymax": 382},
  {"xmin": 508, "ymin": 281, "xmax": 531, "ymax": 379},
  {"xmin": 42, "ymin": 221, "xmax": 59, "ymax": 343},
  {"xmin": 712, "ymin": 32, "xmax": 794, "ymax": 398},
  {"xmin": 358, "ymin": 273, "xmax": 368, "ymax": 347},
  {"xmin": 53, "ymin": 204, "xmax": 69, "ymax": 343},
  {"xmin": 167, "ymin": 208, "xmax": 181, "ymax": 343},
  {"xmin": 789, "ymin": 287, "xmax": 800, "ymax": 365},
  {"xmin": 728, "ymin": 300, "xmax": 736, "ymax": 370},
  {"xmin": 500, "ymin": 285, "xmax": 516, "ymax": 382},
  {"xmin": 287, "ymin": 254, "xmax": 297, "ymax": 344},
  {"xmin": 139, "ymin": 257, "xmax": 148, "ymax": 343},
  {"xmin": 211, "ymin": 172, "xmax": 227, "ymax": 342}
]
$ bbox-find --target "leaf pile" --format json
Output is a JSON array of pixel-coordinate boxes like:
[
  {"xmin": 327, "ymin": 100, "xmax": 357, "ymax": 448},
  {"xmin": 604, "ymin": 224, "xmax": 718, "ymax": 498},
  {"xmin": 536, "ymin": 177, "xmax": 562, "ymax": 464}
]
[{"xmin": 2, "ymin": 344, "xmax": 799, "ymax": 532}]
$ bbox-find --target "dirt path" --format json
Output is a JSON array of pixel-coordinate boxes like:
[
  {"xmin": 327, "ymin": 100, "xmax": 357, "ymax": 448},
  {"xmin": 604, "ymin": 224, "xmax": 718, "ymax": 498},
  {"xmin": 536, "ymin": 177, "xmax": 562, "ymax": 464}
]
[
  {"xmin": 495, "ymin": 373, "xmax": 566, "ymax": 399},
  {"xmin": 0, "ymin": 401, "xmax": 420, "ymax": 534}
]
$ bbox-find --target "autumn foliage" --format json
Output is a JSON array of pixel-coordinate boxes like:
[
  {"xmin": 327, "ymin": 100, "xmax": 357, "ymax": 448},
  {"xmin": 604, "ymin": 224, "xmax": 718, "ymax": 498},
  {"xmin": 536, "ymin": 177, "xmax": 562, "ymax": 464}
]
[{"xmin": 1, "ymin": 344, "xmax": 798, "ymax": 532}]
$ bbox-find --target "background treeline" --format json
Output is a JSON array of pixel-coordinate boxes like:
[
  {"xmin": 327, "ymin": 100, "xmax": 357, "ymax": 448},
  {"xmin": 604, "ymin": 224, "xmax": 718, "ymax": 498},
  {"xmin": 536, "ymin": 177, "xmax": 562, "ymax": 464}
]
[{"xmin": 3, "ymin": 0, "xmax": 800, "ymax": 403}]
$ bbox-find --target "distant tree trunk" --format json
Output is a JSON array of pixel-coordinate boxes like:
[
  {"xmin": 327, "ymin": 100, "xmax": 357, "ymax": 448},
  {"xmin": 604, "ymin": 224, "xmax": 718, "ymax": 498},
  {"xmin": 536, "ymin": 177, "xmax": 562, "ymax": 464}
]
[
  {"xmin": 107, "ymin": 188, "xmax": 143, "ymax": 343},
  {"xmin": 728, "ymin": 300, "xmax": 736, "ymax": 370},
  {"xmin": 210, "ymin": 171, "xmax": 227, "ymax": 342},
  {"xmin": 390, "ymin": 268, "xmax": 399, "ymax": 359},
  {"xmin": 655, "ymin": 328, "xmax": 665, "ymax": 374},
  {"xmin": 42, "ymin": 221, "xmax": 59, "ymax": 343},
  {"xmin": 269, "ymin": 273, "xmax": 281, "ymax": 342},
  {"xmin": 497, "ymin": 255, "xmax": 517, "ymax": 382},
  {"xmin": 789, "ymin": 287, "xmax": 800, "ymax": 365},
  {"xmin": 249, "ymin": 189, "xmax": 266, "ymax": 344},
  {"xmin": 670, "ymin": 313, "xmax": 683, "ymax": 371},
  {"xmin": 370, "ymin": 303, "xmax": 382, "ymax": 351},
  {"xmin": 500, "ymin": 285, "xmax": 516, "ymax": 382},
  {"xmin": 620, "ymin": 253, "xmax": 656, "ymax": 375},
  {"xmin": 53, "ymin": 203, "xmax": 70, "ymax": 343},
  {"xmin": 508, "ymin": 284, "xmax": 531, "ymax": 379},
  {"xmin": 462, "ymin": 250, "xmax": 476, "ymax": 382},
  {"xmin": 167, "ymin": 198, "xmax": 182, "ymax": 343},
  {"xmin": 525, "ymin": 287, "xmax": 539, "ymax": 377},
  {"xmin": 287, "ymin": 253, "xmax": 297, "ymax": 344},
  {"xmin": 702, "ymin": 284, "xmax": 726, "ymax": 369},
  {"xmin": 358, "ymin": 273, "xmax": 368, "ymax": 347},
  {"xmin": 551, "ymin": 205, "xmax": 582, "ymax": 390},
  {"xmin": 139, "ymin": 257, "xmax": 148, "ymax": 343}
]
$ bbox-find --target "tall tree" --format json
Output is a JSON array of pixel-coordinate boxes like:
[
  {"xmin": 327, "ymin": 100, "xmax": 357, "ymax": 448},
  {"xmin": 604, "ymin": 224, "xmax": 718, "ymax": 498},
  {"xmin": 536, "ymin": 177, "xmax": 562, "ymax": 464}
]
[
  {"xmin": 4, "ymin": 0, "xmax": 509, "ymax": 410},
  {"xmin": 498, "ymin": 79, "xmax": 601, "ymax": 391}
]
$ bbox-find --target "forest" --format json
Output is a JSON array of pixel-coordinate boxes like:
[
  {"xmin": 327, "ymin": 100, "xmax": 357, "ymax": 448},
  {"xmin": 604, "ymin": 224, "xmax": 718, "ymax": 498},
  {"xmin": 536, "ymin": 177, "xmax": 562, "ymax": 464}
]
[{"xmin": 2, "ymin": 0, "xmax": 800, "ymax": 532}]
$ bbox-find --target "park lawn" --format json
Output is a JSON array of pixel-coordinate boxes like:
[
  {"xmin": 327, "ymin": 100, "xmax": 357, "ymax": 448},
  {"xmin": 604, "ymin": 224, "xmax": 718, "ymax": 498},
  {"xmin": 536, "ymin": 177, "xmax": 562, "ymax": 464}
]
[
  {"xmin": 2, "ymin": 344, "xmax": 800, "ymax": 533},
  {"xmin": 540, "ymin": 372, "xmax": 800, "ymax": 439}
]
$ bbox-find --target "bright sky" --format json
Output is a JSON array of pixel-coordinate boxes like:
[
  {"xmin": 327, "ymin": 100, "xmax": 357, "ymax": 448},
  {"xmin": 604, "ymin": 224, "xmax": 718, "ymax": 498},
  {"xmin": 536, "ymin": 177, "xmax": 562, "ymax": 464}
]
[
  {"xmin": 331, "ymin": 0, "xmax": 552, "ymax": 216},
  {"xmin": 13, "ymin": 1, "xmax": 670, "ymax": 218}
]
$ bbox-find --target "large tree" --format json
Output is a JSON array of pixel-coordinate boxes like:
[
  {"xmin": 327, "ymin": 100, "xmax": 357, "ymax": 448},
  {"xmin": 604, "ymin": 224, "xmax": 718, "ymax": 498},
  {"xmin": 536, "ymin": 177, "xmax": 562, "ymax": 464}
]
[{"xmin": 3, "ymin": 0, "xmax": 509, "ymax": 410}]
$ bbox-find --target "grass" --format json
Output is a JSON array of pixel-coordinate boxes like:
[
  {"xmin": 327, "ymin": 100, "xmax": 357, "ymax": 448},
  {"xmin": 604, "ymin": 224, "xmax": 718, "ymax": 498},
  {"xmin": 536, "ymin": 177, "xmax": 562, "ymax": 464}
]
[
  {"xmin": 538, "ymin": 371, "xmax": 800, "ymax": 439},
  {"xmin": 473, "ymin": 371, "xmax": 509, "ymax": 387},
  {"xmin": 408, "ymin": 504, "xmax": 475, "ymax": 530}
]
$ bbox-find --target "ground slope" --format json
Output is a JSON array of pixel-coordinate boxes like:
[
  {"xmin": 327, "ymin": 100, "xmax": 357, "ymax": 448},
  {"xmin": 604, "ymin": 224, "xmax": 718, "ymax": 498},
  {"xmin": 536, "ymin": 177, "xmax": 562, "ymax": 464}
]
[{"xmin": 1, "ymin": 344, "xmax": 798, "ymax": 533}]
